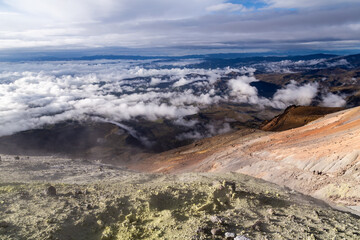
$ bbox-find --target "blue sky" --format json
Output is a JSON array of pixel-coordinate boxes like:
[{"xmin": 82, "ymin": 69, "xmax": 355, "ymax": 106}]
[
  {"xmin": 227, "ymin": 0, "xmax": 267, "ymax": 10},
  {"xmin": 0, "ymin": 0, "xmax": 359, "ymax": 56}
]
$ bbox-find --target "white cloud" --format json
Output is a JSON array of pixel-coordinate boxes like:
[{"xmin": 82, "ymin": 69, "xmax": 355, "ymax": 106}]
[
  {"xmin": 0, "ymin": 59, "xmax": 348, "ymax": 138},
  {"xmin": 3, "ymin": 0, "xmax": 223, "ymax": 22},
  {"xmin": 206, "ymin": 3, "xmax": 247, "ymax": 12},
  {"xmin": 0, "ymin": 0, "xmax": 359, "ymax": 51},
  {"xmin": 321, "ymin": 92, "xmax": 346, "ymax": 107},
  {"xmin": 149, "ymin": 77, "xmax": 162, "ymax": 86},
  {"xmin": 228, "ymin": 76, "xmax": 258, "ymax": 97},
  {"xmin": 0, "ymin": 60, "xmax": 244, "ymax": 136},
  {"xmin": 227, "ymin": 75, "xmax": 272, "ymax": 106},
  {"xmin": 272, "ymin": 80, "xmax": 318, "ymax": 108},
  {"xmin": 173, "ymin": 77, "xmax": 189, "ymax": 87},
  {"xmin": 254, "ymin": 59, "xmax": 327, "ymax": 73},
  {"xmin": 0, "ymin": 0, "xmax": 225, "ymax": 49},
  {"xmin": 155, "ymin": 59, "xmax": 204, "ymax": 67},
  {"xmin": 326, "ymin": 59, "xmax": 350, "ymax": 68}
]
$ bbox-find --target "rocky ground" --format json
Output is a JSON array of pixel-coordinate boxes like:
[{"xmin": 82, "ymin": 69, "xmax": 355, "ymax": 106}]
[{"xmin": 1, "ymin": 154, "xmax": 360, "ymax": 240}]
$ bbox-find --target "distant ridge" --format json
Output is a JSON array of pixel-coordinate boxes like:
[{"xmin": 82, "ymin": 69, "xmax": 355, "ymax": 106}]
[{"xmin": 0, "ymin": 52, "xmax": 341, "ymax": 62}]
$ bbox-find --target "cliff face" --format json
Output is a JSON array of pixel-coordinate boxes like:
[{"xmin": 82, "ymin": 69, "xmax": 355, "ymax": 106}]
[{"xmin": 132, "ymin": 106, "xmax": 360, "ymax": 207}]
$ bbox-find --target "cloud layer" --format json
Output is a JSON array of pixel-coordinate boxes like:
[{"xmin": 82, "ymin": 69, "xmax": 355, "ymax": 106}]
[{"xmin": 0, "ymin": 59, "xmax": 346, "ymax": 138}]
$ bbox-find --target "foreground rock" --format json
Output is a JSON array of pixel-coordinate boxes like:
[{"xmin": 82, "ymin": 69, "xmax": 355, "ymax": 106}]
[
  {"xmin": 1, "ymin": 172, "xmax": 360, "ymax": 240},
  {"xmin": 44, "ymin": 186, "xmax": 56, "ymax": 196}
]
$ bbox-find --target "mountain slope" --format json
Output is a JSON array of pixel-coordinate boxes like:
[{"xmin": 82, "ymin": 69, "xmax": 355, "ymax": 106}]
[{"xmin": 132, "ymin": 106, "xmax": 360, "ymax": 208}]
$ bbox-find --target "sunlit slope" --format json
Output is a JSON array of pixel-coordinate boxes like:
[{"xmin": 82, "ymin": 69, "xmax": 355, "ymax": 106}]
[{"xmin": 133, "ymin": 106, "xmax": 360, "ymax": 206}]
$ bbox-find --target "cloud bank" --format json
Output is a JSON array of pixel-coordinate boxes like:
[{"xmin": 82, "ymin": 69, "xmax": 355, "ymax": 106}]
[{"xmin": 0, "ymin": 59, "xmax": 347, "ymax": 139}]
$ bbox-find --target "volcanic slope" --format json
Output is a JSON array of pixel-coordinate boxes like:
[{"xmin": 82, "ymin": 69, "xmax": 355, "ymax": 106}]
[{"xmin": 131, "ymin": 106, "xmax": 360, "ymax": 209}]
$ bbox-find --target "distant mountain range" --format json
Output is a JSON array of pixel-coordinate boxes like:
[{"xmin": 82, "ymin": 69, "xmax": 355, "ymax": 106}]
[
  {"xmin": 4, "ymin": 52, "xmax": 359, "ymax": 73},
  {"xmin": 0, "ymin": 52, "xmax": 338, "ymax": 61}
]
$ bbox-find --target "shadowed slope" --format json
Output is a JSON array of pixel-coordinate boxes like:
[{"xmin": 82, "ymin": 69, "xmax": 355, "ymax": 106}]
[{"xmin": 260, "ymin": 105, "xmax": 343, "ymax": 131}]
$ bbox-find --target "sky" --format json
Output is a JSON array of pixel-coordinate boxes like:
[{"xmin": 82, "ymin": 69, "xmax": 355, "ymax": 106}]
[{"xmin": 0, "ymin": 0, "xmax": 360, "ymax": 56}]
